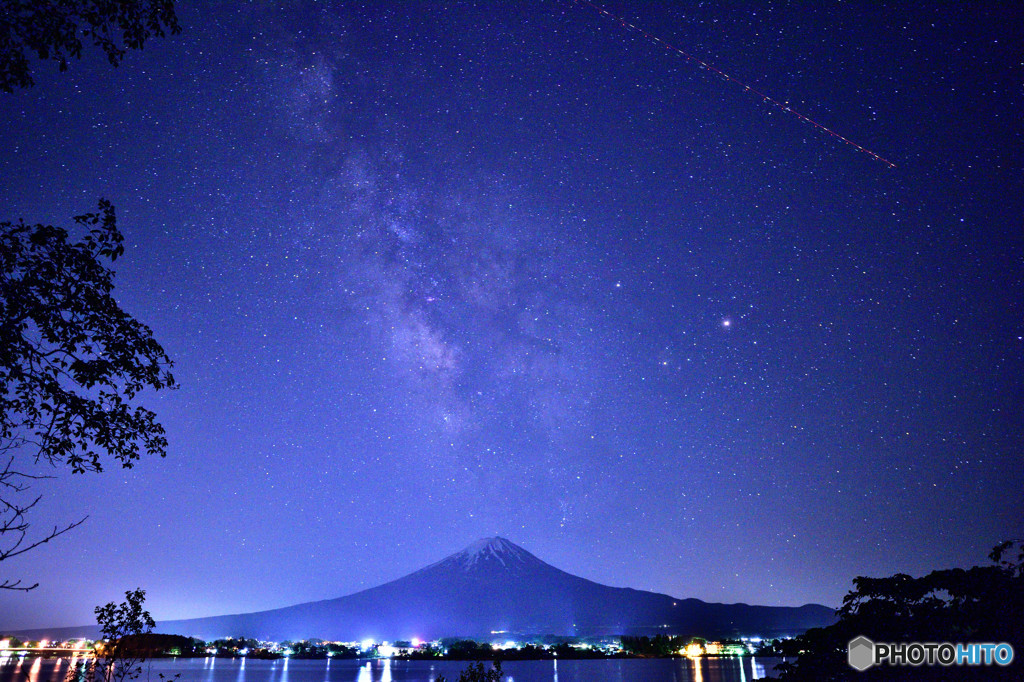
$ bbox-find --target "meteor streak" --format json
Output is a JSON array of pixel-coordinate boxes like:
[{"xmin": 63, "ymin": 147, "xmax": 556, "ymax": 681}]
[{"xmin": 573, "ymin": 0, "xmax": 896, "ymax": 168}]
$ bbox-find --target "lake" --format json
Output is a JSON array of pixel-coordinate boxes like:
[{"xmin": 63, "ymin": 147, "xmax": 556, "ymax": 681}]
[{"xmin": 1, "ymin": 655, "xmax": 787, "ymax": 682}]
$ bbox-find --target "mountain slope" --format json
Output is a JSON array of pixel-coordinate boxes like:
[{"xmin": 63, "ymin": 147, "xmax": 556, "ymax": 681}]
[
  {"xmin": 16, "ymin": 537, "xmax": 835, "ymax": 640},
  {"xmin": 154, "ymin": 537, "xmax": 833, "ymax": 640}
]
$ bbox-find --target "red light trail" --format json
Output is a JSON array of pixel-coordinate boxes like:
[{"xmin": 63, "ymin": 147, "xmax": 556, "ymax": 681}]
[{"xmin": 573, "ymin": 0, "xmax": 896, "ymax": 168}]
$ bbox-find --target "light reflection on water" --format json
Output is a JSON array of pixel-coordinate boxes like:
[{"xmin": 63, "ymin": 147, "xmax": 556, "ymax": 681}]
[{"xmin": 0, "ymin": 655, "xmax": 782, "ymax": 682}]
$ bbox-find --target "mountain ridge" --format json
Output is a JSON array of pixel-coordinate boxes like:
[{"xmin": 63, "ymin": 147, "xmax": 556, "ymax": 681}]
[{"xmin": 10, "ymin": 537, "xmax": 836, "ymax": 640}]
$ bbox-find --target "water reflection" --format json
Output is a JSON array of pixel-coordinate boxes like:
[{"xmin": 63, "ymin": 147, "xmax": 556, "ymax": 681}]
[{"xmin": 0, "ymin": 656, "xmax": 784, "ymax": 682}]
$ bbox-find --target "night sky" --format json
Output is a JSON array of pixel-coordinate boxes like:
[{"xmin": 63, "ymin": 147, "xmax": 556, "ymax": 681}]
[{"xmin": 1, "ymin": 1, "xmax": 1021, "ymax": 630}]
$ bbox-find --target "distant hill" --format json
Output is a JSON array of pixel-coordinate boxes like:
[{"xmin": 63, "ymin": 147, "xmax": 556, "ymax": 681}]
[{"xmin": 14, "ymin": 537, "xmax": 835, "ymax": 641}]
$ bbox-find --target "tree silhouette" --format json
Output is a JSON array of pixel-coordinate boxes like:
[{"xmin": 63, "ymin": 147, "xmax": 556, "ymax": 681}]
[
  {"xmin": 0, "ymin": 201, "xmax": 174, "ymax": 589},
  {"xmin": 777, "ymin": 540, "xmax": 1024, "ymax": 680},
  {"xmin": 71, "ymin": 588, "xmax": 158, "ymax": 682},
  {"xmin": 0, "ymin": 0, "xmax": 180, "ymax": 92}
]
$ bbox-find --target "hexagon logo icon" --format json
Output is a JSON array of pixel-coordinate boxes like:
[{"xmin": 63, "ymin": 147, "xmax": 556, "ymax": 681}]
[{"xmin": 848, "ymin": 636, "xmax": 875, "ymax": 671}]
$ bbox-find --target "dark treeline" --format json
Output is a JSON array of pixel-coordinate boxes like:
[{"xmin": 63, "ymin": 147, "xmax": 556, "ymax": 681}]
[
  {"xmin": 194, "ymin": 637, "xmax": 360, "ymax": 659},
  {"xmin": 777, "ymin": 540, "xmax": 1024, "ymax": 680},
  {"xmin": 621, "ymin": 635, "xmax": 696, "ymax": 656},
  {"xmin": 618, "ymin": 635, "xmax": 750, "ymax": 657},
  {"xmin": 405, "ymin": 639, "xmax": 617, "ymax": 660}
]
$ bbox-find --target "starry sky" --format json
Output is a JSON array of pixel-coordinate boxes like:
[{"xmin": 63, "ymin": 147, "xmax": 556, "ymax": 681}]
[{"xmin": 0, "ymin": 1, "xmax": 1021, "ymax": 630}]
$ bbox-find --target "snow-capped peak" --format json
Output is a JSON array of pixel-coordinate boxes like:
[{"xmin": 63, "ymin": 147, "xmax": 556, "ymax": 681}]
[
  {"xmin": 463, "ymin": 536, "xmax": 517, "ymax": 556},
  {"xmin": 442, "ymin": 537, "xmax": 539, "ymax": 573}
]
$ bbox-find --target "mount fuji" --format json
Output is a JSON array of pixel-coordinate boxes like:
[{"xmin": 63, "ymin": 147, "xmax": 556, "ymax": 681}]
[{"xmin": 20, "ymin": 537, "xmax": 835, "ymax": 640}]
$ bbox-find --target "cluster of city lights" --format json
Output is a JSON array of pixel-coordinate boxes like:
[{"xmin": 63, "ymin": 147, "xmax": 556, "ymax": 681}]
[{"xmin": 1, "ymin": 635, "xmax": 772, "ymax": 660}]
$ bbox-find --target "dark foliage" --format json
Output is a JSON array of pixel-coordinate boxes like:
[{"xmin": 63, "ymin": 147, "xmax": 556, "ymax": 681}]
[
  {"xmin": 777, "ymin": 540, "xmax": 1024, "ymax": 681},
  {"xmin": 620, "ymin": 634, "xmax": 701, "ymax": 656},
  {"xmin": 71, "ymin": 588, "xmax": 159, "ymax": 682},
  {"xmin": 113, "ymin": 633, "xmax": 205, "ymax": 657},
  {"xmin": 0, "ymin": 0, "xmax": 180, "ymax": 91},
  {"xmin": 443, "ymin": 640, "xmax": 496, "ymax": 660},
  {"xmin": 0, "ymin": 201, "xmax": 174, "ymax": 589},
  {"xmin": 282, "ymin": 640, "xmax": 360, "ymax": 659}
]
